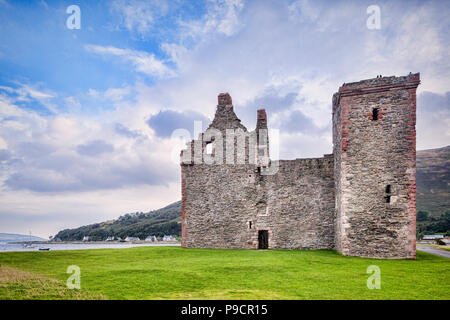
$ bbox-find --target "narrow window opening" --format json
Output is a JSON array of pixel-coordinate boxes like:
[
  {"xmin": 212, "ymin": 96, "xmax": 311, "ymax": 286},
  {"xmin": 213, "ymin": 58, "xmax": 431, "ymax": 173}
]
[
  {"xmin": 257, "ymin": 166, "xmax": 264, "ymax": 182},
  {"xmin": 258, "ymin": 146, "xmax": 266, "ymax": 156},
  {"xmin": 205, "ymin": 142, "xmax": 213, "ymax": 154},
  {"xmin": 385, "ymin": 184, "xmax": 392, "ymax": 203},
  {"xmin": 248, "ymin": 221, "xmax": 252, "ymax": 229},
  {"xmin": 372, "ymin": 108, "xmax": 379, "ymax": 120}
]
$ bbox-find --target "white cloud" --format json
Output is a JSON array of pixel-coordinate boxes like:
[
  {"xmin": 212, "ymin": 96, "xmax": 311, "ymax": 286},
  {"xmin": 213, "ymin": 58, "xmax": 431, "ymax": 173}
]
[
  {"xmin": 178, "ymin": 0, "xmax": 244, "ymax": 41},
  {"xmin": 0, "ymin": 136, "xmax": 7, "ymax": 149},
  {"xmin": 128, "ymin": 0, "xmax": 449, "ymax": 155},
  {"xmin": 0, "ymin": 83, "xmax": 57, "ymax": 113},
  {"xmin": 288, "ymin": 0, "xmax": 321, "ymax": 22},
  {"xmin": 18, "ymin": 84, "xmax": 55, "ymax": 101},
  {"xmin": 0, "ymin": 95, "xmax": 179, "ymax": 192},
  {"xmin": 104, "ymin": 86, "xmax": 131, "ymax": 101},
  {"xmin": 111, "ymin": 0, "xmax": 169, "ymax": 37},
  {"xmin": 417, "ymin": 91, "xmax": 450, "ymax": 150},
  {"xmin": 85, "ymin": 45, "xmax": 175, "ymax": 78},
  {"xmin": 88, "ymin": 88, "xmax": 100, "ymax": 97},
  {"xmin": 64, "ymin": 96, "xmax": 81, "ymax": 112}
]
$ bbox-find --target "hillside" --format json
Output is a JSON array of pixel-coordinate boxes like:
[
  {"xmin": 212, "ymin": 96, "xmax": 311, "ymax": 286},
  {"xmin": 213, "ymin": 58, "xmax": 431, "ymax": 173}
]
[
  {"xmin": 417, "ymin": 145, "xmax": 450, "ymax": 217},
  {"xmin": 0, "ymin": 233, "xmax": 47, "ymax": 242},
  {"xmin": 54, "ymin": 146, "xmax": 449, "ymax": 241},
  {"xmin": 54, "ymin": 201, "xmax": 181, "ymax": 241},
  {"xmin": 416, "ymin": 145, "xmax": 450, "ymax": 237}
]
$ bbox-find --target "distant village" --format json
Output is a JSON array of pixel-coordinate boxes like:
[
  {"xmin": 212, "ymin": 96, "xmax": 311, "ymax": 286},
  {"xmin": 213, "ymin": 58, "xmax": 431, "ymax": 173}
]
[{"xmin": 50, "ymin": 235, "xmax": 178, "ymax": 243}]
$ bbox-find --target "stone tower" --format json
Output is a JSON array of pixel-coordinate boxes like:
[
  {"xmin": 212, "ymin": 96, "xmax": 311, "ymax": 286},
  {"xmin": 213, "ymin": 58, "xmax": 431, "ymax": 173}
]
[{"xmin": 332, "ymin": 73, "xmax": 420, "ymax": 258}]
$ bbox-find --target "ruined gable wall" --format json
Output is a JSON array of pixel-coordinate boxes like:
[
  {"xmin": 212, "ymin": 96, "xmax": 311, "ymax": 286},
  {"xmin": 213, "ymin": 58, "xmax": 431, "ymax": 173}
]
[
  {"xmin": 181, "ymin": 162, "xmax": 256, "ymax": 248},
  {"xmin": 181, "ymin": 93, "xmax": 257, "ymax": 248},
  {"xmin": 181, "ymin": 92, "xmax": 336, "ymax": 250}
]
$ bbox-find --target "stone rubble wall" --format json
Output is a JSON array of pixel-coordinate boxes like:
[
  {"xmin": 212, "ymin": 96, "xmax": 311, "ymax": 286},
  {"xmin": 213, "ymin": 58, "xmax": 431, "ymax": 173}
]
[
  {"xmin": 333, "ymin": 73, "xmax": 419, "ymax": 258},
  {"xmin": 181, "ymin": 154, "xmax": 335, "ymax": 249}
]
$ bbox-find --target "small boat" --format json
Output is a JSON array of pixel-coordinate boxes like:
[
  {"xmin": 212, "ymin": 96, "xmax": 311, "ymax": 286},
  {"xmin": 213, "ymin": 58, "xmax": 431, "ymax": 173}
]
[
  {"xmin": 24, "ymin": 231, "xmax": 35, "ymax": 248},
  {"xmin": 39, "ymin": 248, "xmax": 50, "ymax": 251}
]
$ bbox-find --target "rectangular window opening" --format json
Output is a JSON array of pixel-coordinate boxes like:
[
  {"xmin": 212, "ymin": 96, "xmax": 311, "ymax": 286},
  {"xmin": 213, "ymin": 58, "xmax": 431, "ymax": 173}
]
[
  {"xmin": 205, "ymin": 142, "xmax": 213, "ymax": 154},
  {"xmin": 385, "ymin": 185, "xmax": 391, "ymax": 193},
  {"xmin": 258, "ymin": 146, "xmax": 266, "ymax": 156},
  {"xmin": 372, "ymin": 108, "xmax": 379, "ymax": 121}
]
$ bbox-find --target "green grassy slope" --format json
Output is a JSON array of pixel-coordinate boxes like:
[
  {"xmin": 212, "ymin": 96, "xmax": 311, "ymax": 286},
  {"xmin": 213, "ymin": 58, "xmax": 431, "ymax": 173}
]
[{"xmin": 0, "ymin": 247, "xmax": 448, "ymax": 300}]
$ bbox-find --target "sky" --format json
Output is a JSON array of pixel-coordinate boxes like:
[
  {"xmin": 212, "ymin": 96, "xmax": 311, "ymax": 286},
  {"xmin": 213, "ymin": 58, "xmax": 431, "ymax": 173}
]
[{"xmin": 0, "ymin": 0, "xmax": 449, "ymax": 238}]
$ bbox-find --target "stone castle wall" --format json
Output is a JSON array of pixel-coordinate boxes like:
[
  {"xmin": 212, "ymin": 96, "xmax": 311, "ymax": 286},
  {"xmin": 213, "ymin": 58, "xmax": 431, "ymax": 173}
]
[
  {"xmin": 181, "ymin": 156, "xmax": 335, "ymax": 249},
  {"xmin": 181, "ymin": 73, "xmax": 419, "ymax": 258},
  {"xmin": 262, "ymin": 156, "xmax": 335, "ymax": 249}
]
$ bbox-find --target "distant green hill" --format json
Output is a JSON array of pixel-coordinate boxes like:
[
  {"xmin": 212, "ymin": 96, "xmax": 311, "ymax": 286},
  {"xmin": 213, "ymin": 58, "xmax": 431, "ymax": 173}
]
[
  {"xmin": 417, "ymin": 145, "xmax": 450, "ymax": 217},
  {"xmin": 416, "ymin": 145, "xmax": 450, "ymax": 237},
  {"xmin": 0, "ymin": 233, "xmax": 47, "ymax": 242},
  {"xmin": 54, "ymin": 201, "xmax": 181, "ymax": 241},
  {"xmin": 54, "ymin": 146, "xmax": 449, "ymax": 241}
]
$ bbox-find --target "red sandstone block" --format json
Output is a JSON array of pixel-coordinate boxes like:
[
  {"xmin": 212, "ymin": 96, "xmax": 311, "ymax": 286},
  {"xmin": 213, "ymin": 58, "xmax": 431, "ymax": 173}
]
[
  {"xmin": 257, "ymin": 109, "xmax": 267, "ymax": 120},
  {"xmin": 218, "ymin": 93, "xmax": 232, "ymax": 105}
]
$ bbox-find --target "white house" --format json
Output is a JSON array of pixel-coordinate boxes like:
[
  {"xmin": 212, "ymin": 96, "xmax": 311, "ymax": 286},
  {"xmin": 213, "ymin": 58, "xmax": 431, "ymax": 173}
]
[
  {"xmin": 145, "ymin": 235, "xmax": 157, "ymax": 242},
  {"xmin": 423, "ymin": 235, "xmax": 444, "ymax": 240},
  {"xmin": 82, "ymin": 236, "xmax": 90, "ymax": 241},
  {"xmin": 162, "ymin": 235, "xmax": 176, "ymax": 242},
  {"xmin": 125, "ymin": 236, "xmax": 140, "ymax": 242}
]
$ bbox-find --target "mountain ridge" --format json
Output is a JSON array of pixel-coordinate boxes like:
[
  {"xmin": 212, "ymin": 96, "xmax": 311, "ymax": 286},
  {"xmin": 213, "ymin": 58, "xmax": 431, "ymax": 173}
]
[{"xmin": 0, "ymin": 233, "xmax": 47, "ymax": 242}]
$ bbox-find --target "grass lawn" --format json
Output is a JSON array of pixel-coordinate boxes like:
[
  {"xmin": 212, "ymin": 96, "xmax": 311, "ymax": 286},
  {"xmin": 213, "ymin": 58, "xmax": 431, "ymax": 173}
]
[
  {"xmin": 0, "ymin": 247, "xmax": 449, "ymax": 300},
  {"xmin": 0, "ymin": 265, "xmax": 105, "ymax": 300}
]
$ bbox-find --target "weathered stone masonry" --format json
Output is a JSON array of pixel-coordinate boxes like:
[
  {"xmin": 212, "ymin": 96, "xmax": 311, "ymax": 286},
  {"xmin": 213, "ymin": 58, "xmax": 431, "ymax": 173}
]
[
  {"xmin": 181, "ymin": 73, "xmax": 420, "ymax": 259},
  {"xmin": 333, "ymin": 73, "xmax": 419, "ymax": 258}
]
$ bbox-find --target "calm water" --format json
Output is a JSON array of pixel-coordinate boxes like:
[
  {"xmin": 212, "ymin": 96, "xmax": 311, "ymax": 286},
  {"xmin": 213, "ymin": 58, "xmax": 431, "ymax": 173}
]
[{"xmin": 0, "ymin": 242, "xmax": 180, "ymax": 252}]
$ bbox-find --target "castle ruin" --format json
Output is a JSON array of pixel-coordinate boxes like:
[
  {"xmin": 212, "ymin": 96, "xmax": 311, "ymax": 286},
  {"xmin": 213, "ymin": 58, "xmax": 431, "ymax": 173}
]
[{"xmin": 180, "ymin": 73, "xmax": 420, "ymax": 259}]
